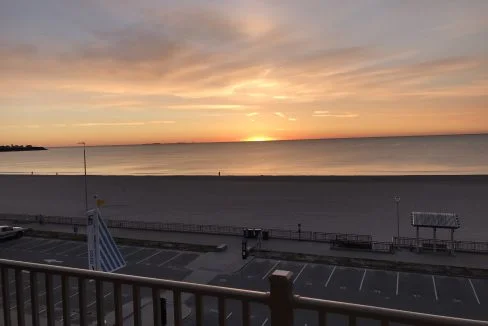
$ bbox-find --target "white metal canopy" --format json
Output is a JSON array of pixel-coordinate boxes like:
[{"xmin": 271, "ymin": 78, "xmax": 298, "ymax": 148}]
[{"xmin": 411, "ymin": 212, "xmax": 460, "ymax": 229}]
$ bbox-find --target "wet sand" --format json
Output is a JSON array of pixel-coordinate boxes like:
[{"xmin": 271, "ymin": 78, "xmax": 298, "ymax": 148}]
[{"xmin": 0, "ymin": 175, "xmax": 487, "ymax": 241}]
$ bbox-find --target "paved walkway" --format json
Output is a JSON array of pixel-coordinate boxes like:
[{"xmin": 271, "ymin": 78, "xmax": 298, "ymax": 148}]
[{"xmin": 6, "ymin": 220, "xmax": 488, "ymax": 271}]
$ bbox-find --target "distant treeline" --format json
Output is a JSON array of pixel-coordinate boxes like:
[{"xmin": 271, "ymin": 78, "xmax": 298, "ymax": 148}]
[{"xmin": 0, "ymin": 145, "xmax": 47, "ymax": 152}]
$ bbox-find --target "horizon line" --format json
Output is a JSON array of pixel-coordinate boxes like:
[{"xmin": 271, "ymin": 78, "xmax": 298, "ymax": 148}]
[{"xmin": 45, "ymin": 132, "xmax": 488, "ymax": 148}]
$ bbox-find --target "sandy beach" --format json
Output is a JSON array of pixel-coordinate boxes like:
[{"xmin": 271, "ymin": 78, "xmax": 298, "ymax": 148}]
[{"xmin": 0, "ymin": 175, "xmax": 487, "ymax": 242}]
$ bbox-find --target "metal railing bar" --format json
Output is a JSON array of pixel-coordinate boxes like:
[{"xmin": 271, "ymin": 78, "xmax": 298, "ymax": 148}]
[
  {"xmin": 318, "ymin": 310, "xmax": 326, "ymax": 326},
  {"xmin": 173, "ymin": 290, "xmax": 182, "ymax": 326},
  {"xmin": 30, "ymin": 271, "xmax": 39, "ymax": 326},
  {"xmin": 1, "ymin": 267, "xmax": 11, "ymax": 326},
  {"xmin": 294, "ymin": 296, "xmax": 488, "ymax": 325},
  {"xmin": 61, "ymin": 275, "xmax": 70, "ymax": 326},
  {"xmin": 195, "ymin": 294, "xmax": 203, "ymax": 326},
  {"xmin": 349, "ymin": 315, "xmax": 357, "ymax": 326},
  {"xmin": 114, "ymin": 282, "xmax": 123, "ymax": 326},
  {"xmin": 95, "ymin": 280, "xmax": 104, "ymax": 326},
  {"xmin": 152, "ymin": 287, "xmax": 162, "ymax": 326},
  {"xmin": 45, "ymin": 273, "xmax": 55, "ymax": 326},
  {"xmin": 78, "ymin": 278, "xmax": 87, "ymax": 326},
  {"xmin": 132, "ymin": 285, "xmax": 141, "ymax": 326},
  {"xmin": 15, "ymin": 268, "xmax": 25, "ymax": 326},
  {"xmin": 218, "ymin": 296, "xmax": 226, "ymax": 326},
  {"xmin": 242, "ymin": 300, "xmax": 250, "ymax": 326}
]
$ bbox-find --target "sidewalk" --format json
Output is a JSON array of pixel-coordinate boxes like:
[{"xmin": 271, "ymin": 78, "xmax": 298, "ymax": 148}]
[{"xmin": 8, "ymin": 220, "xmax": 488, "ymax": 271}]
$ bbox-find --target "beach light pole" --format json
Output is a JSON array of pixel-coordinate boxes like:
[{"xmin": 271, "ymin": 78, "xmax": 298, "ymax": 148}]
[
  {"xmin": 78, "ymin": 142, "xmax": 88, "ymax": 211},
  {"xmin": 394, "ymin": 195, "xmax": 401, "ymax": 239}
]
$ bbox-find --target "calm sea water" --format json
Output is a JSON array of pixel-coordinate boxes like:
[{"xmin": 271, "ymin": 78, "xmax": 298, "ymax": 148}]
[{"xmin": 1, "ymin": 134, "xmax": 487, "ymax": 176}]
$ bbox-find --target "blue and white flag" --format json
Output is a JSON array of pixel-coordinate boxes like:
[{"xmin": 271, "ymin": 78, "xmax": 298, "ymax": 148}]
[{"xmin": 87, "ymin": 209, "xmax": 126, "ymax": 272}]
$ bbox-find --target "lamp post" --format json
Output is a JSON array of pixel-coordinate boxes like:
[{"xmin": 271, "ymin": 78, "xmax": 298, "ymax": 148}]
[
  {"xmin": 78, "ymin": 142, "xmax": 88, "ymax": 211},
  {"xmin": 394, "ymin": 195, "xmax": 401, "ymax": 239}
]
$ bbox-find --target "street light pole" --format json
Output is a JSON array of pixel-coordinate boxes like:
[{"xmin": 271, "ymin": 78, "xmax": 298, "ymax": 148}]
[
  {"xmin": 394, "ymin": 195, "xmax": 401, "ymax": 239},
  {"xmin": 78, "ymin": 142, "xmax": 88, "ymax": 211}
]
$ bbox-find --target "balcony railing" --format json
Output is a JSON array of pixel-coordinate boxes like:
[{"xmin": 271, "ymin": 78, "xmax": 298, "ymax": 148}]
[{"xmin": 1, "ymin": 259, "xmax": 487, "ymax": 326}]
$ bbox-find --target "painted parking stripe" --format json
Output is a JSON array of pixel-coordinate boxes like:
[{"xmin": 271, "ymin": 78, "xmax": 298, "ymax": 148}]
[
  {"xmin": 359, "ymin": 270, "xmax": 367, "ymax": 291},
  {"xmin": 136, "ymin": 250, "xmax": 161, "ymax": 264},
  {"xmin": 324, "ymin": 266, "xmax": 336, "ymax": 287},
  {"xmin": 11, "ymin": 284, "xmax": 62, "ymax": 310},
  {"xmin": 396, "ymin": 272, "xmax": 399, "ymax": 296},
  {"xmin": 432, "ymin": 276, "xmax": 438, "ymax": 301},
  {"xmin": 25, "ymin": 240, "xmax": 51, "ymax": 250},
  {"xmin": 124, "ymin": 248, "xmax": 145, "ymax": 259},
  {"xmin": 469, "ymin": 279, "xmax": 481, "ymax": 304},
  {"xmin": 58, "ymin": 243, "xmax": 84, "ymax": 255},
  {"xmin": 226, "ymin": 312, "xmax": 233, "ymax": 320},
  {"xmin": 262, "ymin": 261, "xmax": 281, "ymax": 280},
  {"xmin": 261, "ymin": 317, "xmax": 269, "ymax": 326},
  {"xmin": 87, "ymin": 291, "xmax": 112, "ymax": 308},
  {"xmin": 293, "ymin": 264, "xmax": 308, "ymax": 284},
  {"xmin": 41, "ymin": 241, "xmax": 66, "ymax": 252},
  {"xmin": 157, "ymin": 253, "xmax": 182, "ymax": 267}
]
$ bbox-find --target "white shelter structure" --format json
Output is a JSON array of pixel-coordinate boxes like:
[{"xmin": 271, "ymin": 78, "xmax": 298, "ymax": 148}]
[{"xmin": 411, "ymin": 212, "xmax": 460, "ymax": 253}]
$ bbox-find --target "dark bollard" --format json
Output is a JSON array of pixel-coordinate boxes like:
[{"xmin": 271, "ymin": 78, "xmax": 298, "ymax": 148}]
[{"xmin": 242, "ymin": 240, "xmax": 248, "ymax": 259}]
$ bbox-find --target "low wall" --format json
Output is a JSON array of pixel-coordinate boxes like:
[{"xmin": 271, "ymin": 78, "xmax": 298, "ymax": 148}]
[
  {"xmin": 250, "ymin": 249, "xmax": 488, "ymax": 279},
  {"xmin": 25, "ymin": 229, "xmax": 225, "ymax": 253}
]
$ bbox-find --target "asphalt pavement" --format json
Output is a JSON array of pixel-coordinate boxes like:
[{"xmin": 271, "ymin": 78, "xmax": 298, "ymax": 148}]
[{"xmin": 1, "ymin": 237, "xmax": 488, "ymax": 325}]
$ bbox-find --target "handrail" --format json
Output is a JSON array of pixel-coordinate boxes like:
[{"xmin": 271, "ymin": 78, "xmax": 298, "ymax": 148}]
[{"xmin": 295, "ymin": 296, "xmax": 488, "ymax": 326}]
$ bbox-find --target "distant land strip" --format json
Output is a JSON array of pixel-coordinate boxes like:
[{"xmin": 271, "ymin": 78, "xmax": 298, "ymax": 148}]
[{"xmin": 0, "ymin": 145, "xmax": 47, "ymax": 152}]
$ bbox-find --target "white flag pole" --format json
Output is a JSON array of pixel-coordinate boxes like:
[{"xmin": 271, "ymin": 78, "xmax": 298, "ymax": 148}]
[{"xmin": 87, "ymin": 210, "xmax": 97, "ymax": 271}]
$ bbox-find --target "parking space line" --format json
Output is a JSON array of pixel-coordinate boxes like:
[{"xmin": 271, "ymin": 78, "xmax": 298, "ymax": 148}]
[
  {"xmin": 25, "ymin": 240, "xmax": 52, "ymax": 251},
  {"xmin": 293, "ymin": 264, "xmax": 308, "ymax": 284},
  {"xmin": 359, "ymin": 270, "xmax": 367, "ymax": 291},
  {"xmin": 261, "ymin": 317, "xmax": 269, "ymax": 326},
  {"xmin": 136, "ymin": 250, "xmax": 161, "ymax": 264},
  {"xmin": 325, "ymin": 266, "xmax": 336, "ymax": 287},
  {"xmin": 226, "ymin": 312, "xmax": 233, "ymax": 320},
  {"xmin": 262, "ymin": 261, "xmax": 281, "ymax": 280},
  {"xmin": 87, "ymin": 291, "xmax": 112, "ymax": 308},
  {"xmin": 58, "ymin": 243, "xmax": 84, "ymax": 255},
  {"xmin": 396, "ymin": 272, "xmax": 399, "ymax": 296},
  {"xmin": 468, "ymin": 279, "xmax": 481, "ymax": 304},
  {"xmin": 40, "ymin": 290, "xmax": 80, "ymax": 314},
  {"xmin": 11, "ymin": 284, "xmax": 62, "ymax": 310},
  {"xmin": 124, "ymin": 248, "xmax": 145, "ymax": 259},
  {"xmin": 432, "ymin": 276, "xmax": 438, "ymax": 301},
  {"xmin": 41, "ymin": 241, "xmax": 69, "ymax": 253},
  {"xmin": 39, "ymin": 240, "xmax": 65, "ymax": 252},
  {"xmin": 157, "ymin": 253, "xmax": 182, "ymax": 267}
]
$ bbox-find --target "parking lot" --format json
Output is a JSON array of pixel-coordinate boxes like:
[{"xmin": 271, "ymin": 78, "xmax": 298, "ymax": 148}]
[
  {"xmin": 202, "ymin": 259, "xmax": 488, "ymax": 325},
  {"xmin": 0, "ymin": 237, "xmax": 200, "ymax": 325},
  {"xmin": 1, "ymin": 237, "xmax": 488, "ymax": 325}
]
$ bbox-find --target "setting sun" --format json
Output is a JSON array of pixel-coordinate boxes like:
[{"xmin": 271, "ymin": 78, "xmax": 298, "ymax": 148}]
[{"xmin": 242, "ymin": 136, "xmax": 275, "ymax": 142}]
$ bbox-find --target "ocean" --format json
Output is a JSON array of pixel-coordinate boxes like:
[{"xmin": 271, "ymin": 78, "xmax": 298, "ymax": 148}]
[{"xmin": 1, "ymin": 134, "xmax": 487, "ymax": 176}]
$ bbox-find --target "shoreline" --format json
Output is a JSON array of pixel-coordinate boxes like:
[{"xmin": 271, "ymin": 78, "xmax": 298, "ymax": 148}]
[{"xmin": 1, "ymin": 174, "xmax": 488, "ymax": 181}]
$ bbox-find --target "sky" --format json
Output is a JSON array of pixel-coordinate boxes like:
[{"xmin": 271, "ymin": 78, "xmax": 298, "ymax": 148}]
[{"xmin": 1, "ymin": 0, "xmax": 487, "ymax": 146}]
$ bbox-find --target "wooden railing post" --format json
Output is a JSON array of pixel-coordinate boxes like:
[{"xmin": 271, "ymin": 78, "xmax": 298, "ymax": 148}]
[{"xmin": 269, "ymin": 270, "xmax": 294, "ymax": 326}]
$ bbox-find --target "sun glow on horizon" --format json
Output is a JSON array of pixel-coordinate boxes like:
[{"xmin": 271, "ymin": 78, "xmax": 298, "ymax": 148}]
[{"xmin": 242, "ymin": 136, "xmax": 276, "ymax": 142}]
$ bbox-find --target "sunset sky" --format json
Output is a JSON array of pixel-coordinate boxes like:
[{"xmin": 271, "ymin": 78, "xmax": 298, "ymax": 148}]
[{"xmin": 1, "ymin": 0, "xmax": 487, "ymax": 146}]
